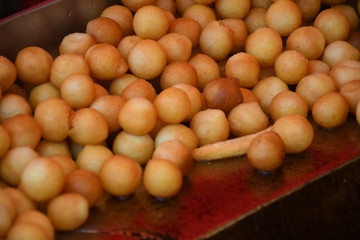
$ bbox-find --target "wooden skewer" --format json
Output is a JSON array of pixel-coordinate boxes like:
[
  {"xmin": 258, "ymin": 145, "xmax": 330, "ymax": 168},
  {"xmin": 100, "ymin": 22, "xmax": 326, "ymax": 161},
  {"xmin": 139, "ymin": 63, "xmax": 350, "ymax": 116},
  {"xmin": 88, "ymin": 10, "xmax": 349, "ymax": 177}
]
[{"xmin": 192, "ymin": 126, "xmax": 272, "ymax": 162}]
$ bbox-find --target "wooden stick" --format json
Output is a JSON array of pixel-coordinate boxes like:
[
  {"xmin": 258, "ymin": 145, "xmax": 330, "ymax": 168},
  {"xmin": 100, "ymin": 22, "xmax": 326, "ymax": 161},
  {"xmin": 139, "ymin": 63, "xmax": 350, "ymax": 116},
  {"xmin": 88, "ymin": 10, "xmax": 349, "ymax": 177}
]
[{"xmin": 192, "ymin": 126, "xmax": 272, "ymax": 162}]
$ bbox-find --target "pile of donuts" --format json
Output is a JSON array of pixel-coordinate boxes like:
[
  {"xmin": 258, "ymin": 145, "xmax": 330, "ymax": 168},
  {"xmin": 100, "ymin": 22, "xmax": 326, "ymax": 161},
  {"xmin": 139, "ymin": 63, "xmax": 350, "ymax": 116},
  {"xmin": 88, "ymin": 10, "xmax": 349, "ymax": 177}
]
[{"xmin": 0, "ymin": 0, "xmax": 359, "ymax": 238}]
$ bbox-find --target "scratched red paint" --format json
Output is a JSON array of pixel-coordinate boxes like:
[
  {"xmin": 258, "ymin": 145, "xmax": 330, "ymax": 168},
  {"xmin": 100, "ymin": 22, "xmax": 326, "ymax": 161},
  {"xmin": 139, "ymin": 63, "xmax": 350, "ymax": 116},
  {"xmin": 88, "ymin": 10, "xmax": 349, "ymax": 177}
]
[{"xmin": 57, "ymin": 116, "xmax": 360, "ymax": 240}]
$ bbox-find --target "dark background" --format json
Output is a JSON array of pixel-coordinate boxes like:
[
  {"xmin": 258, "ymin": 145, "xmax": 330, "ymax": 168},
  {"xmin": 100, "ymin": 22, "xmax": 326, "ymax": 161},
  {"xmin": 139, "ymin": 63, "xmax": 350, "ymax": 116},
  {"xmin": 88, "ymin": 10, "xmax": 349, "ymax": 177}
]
[{"xmin": 0, "ymin": 0, "xmax": 48, "ymax": 18}]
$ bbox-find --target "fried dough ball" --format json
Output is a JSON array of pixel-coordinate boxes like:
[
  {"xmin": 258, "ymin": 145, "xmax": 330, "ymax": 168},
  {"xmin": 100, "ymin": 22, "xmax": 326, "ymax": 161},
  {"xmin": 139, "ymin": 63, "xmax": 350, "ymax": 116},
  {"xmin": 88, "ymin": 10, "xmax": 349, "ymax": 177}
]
[
  {"xmin": 190, "ymin": 109, "xmax": 229, "ymax": 146},
  {"xmin": 121, "ymin": 79, "xmax": 157, "ymax": 102},
  {"xmin": 215, "ymin": 0, "xmax": 250, "ymax": 19},
  {"xmin": 149, "ymin": 119, "xmax": 167, "ymax": 139},
  {"xmin": 94, "ymin": 84, "xmax": 109, "ymax": 99},
  {"xmin": 188, "ymin": 53, "xmax": 221, "ymax": 91},
  {"xmin": 228, "ymin": 102, "xmax": 269, "ymax": 137},
  {"xmin": 252, "ymin": 76, "xmax": 289, "ymax": 115},
  {"xmin": 117, "ymin": 35, "xmax": 143, "ymax": 61},
  {"xmin": 3, "ymin": 114, "xmax": 41, "ymax": 149},
  {"xmin": 156, "ymin": 0, "xmax": 177, "ymax": 14},
  {"xmin": 153, "ymin": 87, "xmax": 191, "ymax": 124},
  {"xmin": 175, "ymin": 0, "xmax": 195, "ymax": 15},
  {"xmin": 251, "ymin": 0, "xmax": 271, "ymax": 8},
  {"xmin": 60, "ymin": 73, "xmax": 96, "ymax": 109},
  {"xmin": 155, "ymin": 124, "xmax": 198, "ymax": 150},
  {"xmin": 347, "ymin": 31, "xmax": 360, "ymax": 51},
  {"xmin": 286, "ymin": 26, "xmax": 325, "ymax": 60},
  {"xmin": 14, "ymin": 210, "xmax": 54, "ymax": 240},
  {"xmin": 118, "ymin": 97, "xmax": 157, "ymax": 136},
  {"xmin": 193, "ymin": 0, "xmax": 215, "ymax": 3},
  {"xmin": 322, "ymin": 0, "xmax": 347, "ymax": 4},
  {"xmin": 0, "ymin": 195, "xmax": 16, "ymax": 222},
  {"xmin": 86, "ymin": 17, "xmax": 122, "ymax": 46},
  {"xmin": 0, "ymin": 125, "xmax": 10, "ymax": 158},
  {"xmin": 0, "ymin": 94, "xmax": 32, "ymax": 123},
  {"xmin": 294, "ymin": 0, "xmax": 321, "ymax": 22},
  {"xmin": 127, "ymin": 39, "xmax": 167, "ymax": 79},
  {"xmin": 69, "ymin": 108, "xmax": 109, "ymax": 145},
  {"xmin": 244, "ymin": 8, "xmax": 267, "ymax": 34},
  {"xmin": 160, "ymin": 61, "xmax": 198, "ymax": 89},
  {"xmin": 225, "ymin": 52, "xmax": 260, "ymax": 88},
  {"xmin": 133, "ymin": 5, "xmax": 169, "ymax": 40},
  {"xmin": 90, "ymin": 95, "xmax": 125, "ymax": 133},
  {"xmin": 265, "ymin": 0, "xmax": 302, "ymax": 37},
  {"xmin": 158, "ymin": 33, "xmax": 192, "ymax": 63},
  {"xmin": 0, "ymin": 146, "xmax": 39, "ymax": 186},
  {"xmin": 59, "ymin": 33, "xmax": 96, "ymax": 56},
  {"xmin": 240, "ymin": 88, "xmax": 260, "ymax": 104},
  {"xmin": 35, "ymin": 140, "xmax": 72, "ymax": 157},
  {"xmin": 332, "ymin": 4, "xmax": 359, "ymax": 31},
  {"xmin": 121, "ymin": 0, "xmax": 157, "ymax": 12},
  {"xmin": 28, "ymin": 82, "xmax": 61, "ymax": 110},
  {"xmin": 217, "ymin": 53, "xmax": 228, "ymax": 76},
  {"xmin": 76, "ymin": 144, "xmax": 113, "ymax": 174},
  {"xmin": 203, "ymin": 77, "xmax": 243, "ymax": 114},
  {"xmin": 165, "ymin": 10, "xmax": 176, "ymax": 25},
  {"xmin": 20, "ymin": 157, "xmax": 65, "ymax": 202},
  {"xmin": 69, "ymin": 141, "xmax": 84, "ymax": 160},
  {"xmin": 183, "ymin": 4, "xmax": 216, "ymax": 28},
  {"xmin": 322, "ymin": 40, "xmax": 360, "ymax": 68},
  {"xmin": 168, "ymin": 17, "xmax": 202, "ymax": 49},
  {"xmin": 313, "ymin": 8, "xmax": 350, "ymax": 44},
  {"xmin": 63, "ymin": 169, "xmax": 103, "ymax": 207},
  {"xmin": 47, "ymin": 193, "xmax": 89, "ymax": 231},
  {"xmin": 245, "ymin": 27, "xmax": 283, "ymax": 67},
  {"xmin": 199, "ymin": 20, "xmax": 234, "ymax": 61},
  {"xmin": 247, "ymin": 131, "xmax": 285, "ymax": 173},
  {"xmin": 152, "ymin": 140, "xmax": 193, "ymax": 175},
  {"xmin": 312, "ymin": 92, "xmax": 349, "ymax": 129},
  {"xmin": 307, "ymin": 60, "xmax": 331, "ymax": 75},
  {"xmin": 109, "ymin": 73, "xmax": 139, "ymax": 96},
  {"xmin": 15, "ymin": 46, "xmax": 53, "ymax": 85},
  {"xmin": 296, "ymin": 73, "xmax": 337, "ymax": 109},
  {"xmin": 272, "ymin": 114, "xmax": 313, "ymax": 154},
  {"xmin": 49, "ymin": 154, "xmax": 77, "ymax": 177},
  {"xmin": 143, "ymin": 158, "xmax": 183, "ymax": 199},
  {"xmin": 0, "ymin": 56, "xmax": 16, "ymax": 92},
  {"xmin": 50, "ymin": 54, "xmax": 90, "ymax": 88},
  {"xmin": 270, "ymin": 90, "xmax": 308, "ymax": 121},
  {"xmin": 356, "ymin": 101, "xmax": 360, "ymax": 125},
  {"xmin": 113, "ymin": 131, "xmax": 154, "ymax": 165},
  {"xmin": 99, "ymin": 154, "xmax": 142, "ymax": 197},
  {"xmin": 101, "ymin": 5, "xmax": 134, "ymax": 36},
  {"xmin": 3, "ymin": 187, "xmax": 36, "ymax": 215},
  {"xmin": 34, "ymin": 97, "xmax": 73, "ymax": 141},
  {"xmin": 85, "ymin": 43, "xmax": 128, "ymax": 81},
  {"xmin": 329, "ymin": 60, "xmax": 360, "ymax": 89},
  {"xmin": 6, "ymin": 221, "xmax": 48, "ymax": 240},
  {"xmin": 173, "ymin": 83, "xmax": 203, "ymax": 121},
  {"xmin": 339, "ymin": 80, "xmax": 360, "ymax": 114},
  {"xmin": 274, "ymin": 50, "xmax": 308, "ymax": 85},
  {"xmin": 222, "ymin": 18, "xmax": 248, "ymax": 54},
  {"xmin": 0, "ymin": 204, "xmax": 13, "ymax": 237},
  {"xmin": 3, "ymin": 83, "xmax": 27, "ymax": 99},
  {"xmin": 258, "ymin": 63, "xmax": 275, "ymax": 79},
  {"xmin": 0, "ymin": 188, "xmax": 16, "ymax": 220}
]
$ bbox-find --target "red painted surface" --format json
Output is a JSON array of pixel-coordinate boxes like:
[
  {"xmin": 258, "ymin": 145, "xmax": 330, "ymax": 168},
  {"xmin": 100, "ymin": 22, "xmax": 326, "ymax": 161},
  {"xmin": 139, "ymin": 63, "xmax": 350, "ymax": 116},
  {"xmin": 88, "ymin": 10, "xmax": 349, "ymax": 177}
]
[{"xmin": 59, "ymin": 116, "xmax": 360, "ymax": 240}]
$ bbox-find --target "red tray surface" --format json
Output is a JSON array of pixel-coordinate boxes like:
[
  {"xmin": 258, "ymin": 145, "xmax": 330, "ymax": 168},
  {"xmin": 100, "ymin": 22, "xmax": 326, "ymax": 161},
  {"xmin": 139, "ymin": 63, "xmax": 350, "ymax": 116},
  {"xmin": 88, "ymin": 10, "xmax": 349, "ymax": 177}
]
[{"xmin": 57, "ymin": 116, "xmax": 360, "ymax": 240}]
